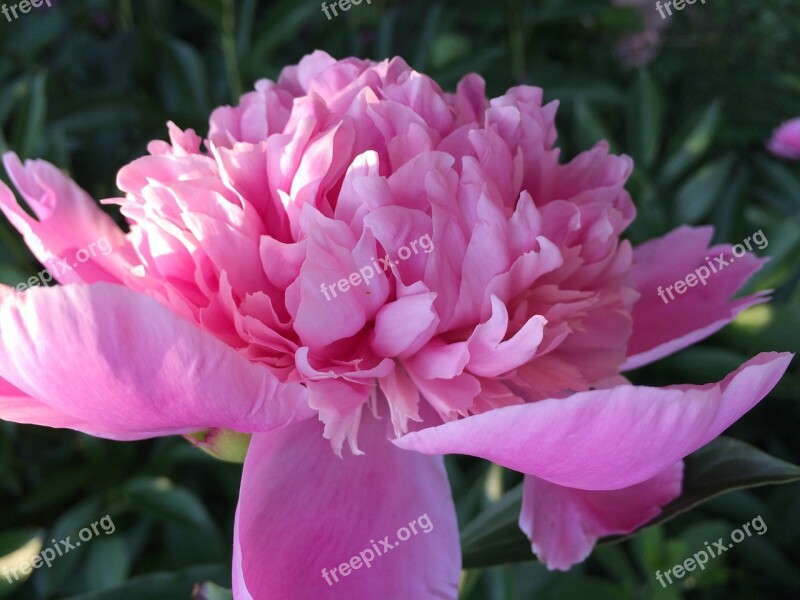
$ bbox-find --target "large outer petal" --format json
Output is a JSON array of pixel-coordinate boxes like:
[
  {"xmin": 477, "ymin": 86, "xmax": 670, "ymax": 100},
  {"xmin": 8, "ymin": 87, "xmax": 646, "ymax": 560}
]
[
  {"xmin": 395, "ymin": 353, "xmax": 792, "ymax": 490},
  {"xmin": 0, "ymin": 283, "xmax": 311, "ymax": 439},
  {"xmin": 624, "ymin": 226, "xmax": 766, "ymax": 370},
  {"xmin": 520, "ymin": 461, "xmax": 683, "ymax": 570},
  {"xmin": 233, "ymin": 416, "xmax": 460, "ymax": 600},
  {"xmin": 0, "ymin": 376, "xmax": 151, "ymax": 439}
]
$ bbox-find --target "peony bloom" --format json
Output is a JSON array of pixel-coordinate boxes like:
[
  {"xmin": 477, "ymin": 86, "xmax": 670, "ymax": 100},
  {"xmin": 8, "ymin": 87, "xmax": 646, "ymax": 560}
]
[
  {"xmin": 0, "ymin": 51, "xmax": 792, "ymax": 598},
  {"xmin": 767, "ymin": 118, "xmax": 800, "ymax": 160}
]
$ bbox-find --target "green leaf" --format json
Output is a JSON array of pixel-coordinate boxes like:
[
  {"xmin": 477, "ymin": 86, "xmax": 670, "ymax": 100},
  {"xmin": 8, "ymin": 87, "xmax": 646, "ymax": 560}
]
[
  {"xmin": 11, "ymin": 72, "xmax": 47, "ymax": 159},
  {"xmin": 725, "ymin": 303, "xmax": 800, "ymax": 355},
  {"xmin": 247, "ymin": 2, "xmax": 319, "ymax": 72},
  {"xmin": 753, "ymin": 155, "xmax": 800, "ymax": 211},
  {"xmin": 659, "ymin": 101, "xmax": 722, "ymax": 186},
  {"xmin": 0, "ymin": 529, "xmax": 44, "ymax": 596},
  {"xmin": 626, "ymin": 69, "xmax": 662, "ymax": 168},
  {"xmin": 736, "ymin": 217, "xmax": 800, "ymax": 295},
  {"xmin": 177, "ymin": 0, "xmax": 224, "ymax": 25},
  {"xmin": 34, "ymin": 498, "xmax": 105, "ymax": 597},
  {"xmin": 574, "ymin": 101, "xmax": 617, "ymax": 152},
  {"xmin": 460, "ymin": 484, "xmax": 528, "ymax": 568},
  {"xmin": 85, "ymin": 535, "xmax": 131, "ymax": 591},
  {"xmin": 413, "ymin": 2, "xmax": 445, "ymax": 72},
  {"xmin": 543, "ymin": 577, "xmax": 628, "ymax": 600},
  {"xmin": 193, "ymin": 581, "xmax": 234, "ymax": 600},
  {"xmin": 673, "ymin": 154, "xmax": 736, "ymax": 224},
  {"xmin": 119, "ymin": 477, "xmax": 214, "ymax": 529},
  {"xmin": 613, "ymin": 437, "xmax": 800, "ymax": 540},
  {"xmin": 460, "ymin": 437, "xmax": 800, "ymax": 568},
  {"xmin": 60, "ymin": 565, "xmax": 230, "ymax": 600},
  {"xmin": 159, "ymin": 36, "xmax": 211, "ymax": 118}
]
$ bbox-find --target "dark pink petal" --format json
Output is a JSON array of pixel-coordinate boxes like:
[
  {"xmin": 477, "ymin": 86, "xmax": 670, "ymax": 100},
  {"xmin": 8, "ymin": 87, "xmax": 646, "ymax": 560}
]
[
  {"xmin": 395, "ymin": 353, "xmax": 792, "ymax": 490},
  {"xmin": 0, "ymin": 283, "xmax": 310, "ymax": 438},
  {"xmin": 624, "ymin": 226, "xmax": 767, "ymax": 370},
  {"xmin": 766, "ymin": 118, "xmax": 800, "ymax": 160},
  {"xmin": 233, "ymin": 416, "xmax": 460, "ymax": 599},
  {"xmin": 520, "ymin": 461, "xmax": 683, "ymax": 570}
]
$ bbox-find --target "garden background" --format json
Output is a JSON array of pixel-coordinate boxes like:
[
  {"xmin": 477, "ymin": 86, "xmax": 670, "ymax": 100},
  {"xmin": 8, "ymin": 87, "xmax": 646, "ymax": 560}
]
[{"xmin": 0, "ymin": 0, "xmax": 799, "ymax": 598}]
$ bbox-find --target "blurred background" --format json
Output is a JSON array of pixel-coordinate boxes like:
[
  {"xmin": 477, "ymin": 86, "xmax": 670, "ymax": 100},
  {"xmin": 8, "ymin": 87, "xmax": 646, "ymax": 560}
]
[{"xmin": 0, "ymin": 0, "xmax": 799, "ymax": 598}]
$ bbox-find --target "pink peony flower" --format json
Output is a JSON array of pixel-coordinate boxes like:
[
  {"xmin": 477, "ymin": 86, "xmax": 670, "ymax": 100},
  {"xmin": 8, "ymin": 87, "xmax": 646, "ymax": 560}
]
[
  {"xmin": 767, "ymin": 118, "xmax": 800, "ymax": 160},
  {"xmin": 0, "ymin": 51, "xmax": 792, "ymax": 598}
]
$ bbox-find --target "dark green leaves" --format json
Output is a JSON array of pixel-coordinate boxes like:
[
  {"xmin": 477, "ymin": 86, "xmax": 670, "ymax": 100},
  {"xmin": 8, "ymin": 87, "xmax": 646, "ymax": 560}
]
[
  {"xmin": 120, "ymin": 478, "xmax": 214, "ymax": 530},
  {"xmin": 616, "ymin": 437, "xmax": 800, "ymax": 539},
  {"xmin": 461, "ymin": 485, "xmax": 528, "ymax": 569},
  {"xmin": 460, "ymin": 437, "xmax": 800, "ymax": 568},
  {"xmin": 60, "ymin": 566, "xmax": 230, "ymax": 600},
  {"xmin": 0, "ymin": 529, "xmax": 43, "ymax": 596},
  {"xmin": 658, "ymin": 101, "xmax": 723, "ymax": 187},
  {"xmin": 193, "ymin": 581, "xmax": 234, "ymax": 600},
  {"xmin": 674, "ymin": 154, "xmax": 736, "ymax": 224},
  {"xmin": 626, "ymin": 69, "xmax": 663, "ymax": 169}
]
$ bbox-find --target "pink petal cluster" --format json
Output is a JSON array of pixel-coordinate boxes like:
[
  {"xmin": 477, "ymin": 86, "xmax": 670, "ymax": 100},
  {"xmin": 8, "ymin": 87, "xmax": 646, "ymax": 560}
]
[
  {"xmin": 0, "ymin": 51, "xmax": 792, "ymax": 599},
  {"xmin": 767, "ymin": 118, "xmax": 800, "ymax": 160}
]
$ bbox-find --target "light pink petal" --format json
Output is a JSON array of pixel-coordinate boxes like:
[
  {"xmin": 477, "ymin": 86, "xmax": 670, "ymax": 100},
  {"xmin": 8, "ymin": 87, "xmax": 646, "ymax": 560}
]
[
  {"xmin": 405, "ymin": 339, "xmax": 470, "ymax": 380},
  {"xmin": 289, "ymin": 120, "xmax": 356, "ymax": 207},
  {"xmin": 0, "ymin": 283, "xmax": 310, "ymax": 438},
  {"xmin": 233, "ymin": 416, "xmax": 460, "ymax": 600},
  {"xmin": 466, "ymin": 295, "xmax": 547, "ymax": 377},
  {"xmin": 520, "ymin": 461, "xmax": 683, "ymax": 570},
  {"xmin": 1, "ymin": 154, "xmax": 135, "ymax": 284},
  {"xmin": 405, "ymin": 368, "xmax": 481, "ymax": 423},
  {"xmin": 0, "ymin": 376, "xmax": 154, "ymax": 440},
  {"xmin": 306, "ymin": 378, "xmax": 370, "ymax": 456},
  {"xmin": 395, "ymin": 353, "xmax": 792, "ymax": 490},
  {"xmin": 277, "ymin": 50, "xmax": 339, "ymax": 96},
  {"xmin": 379, "ymin": 365, "xmax": 422, "ymax": 437},
  {"xmin": 624, "ymin": 226, "xmax": 767, "ymax": 370},
  {"xmin": 290, "ymin": 208, "xmax": 389, "ymax": 348},
  {"xmin": 451, "ymin": 73, "xmax": 488, "ymax": 126},
  {"xmin": 767, "ymin": 117, "xmax": 800, "ymax": 160},
  {"xmin": 371, "ymin": 289, "xmax": 439, "ymax": 358},
  {"xmin": 260, "ymin": 236, "xmax": 307, "ymax": 290}
]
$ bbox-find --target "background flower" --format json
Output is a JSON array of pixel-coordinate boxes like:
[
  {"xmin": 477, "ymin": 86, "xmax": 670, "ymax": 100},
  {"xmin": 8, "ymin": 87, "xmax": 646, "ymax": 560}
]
[
  {"xmin": 767, "ymin": 118, "xmax": 800, "ymax": 160},
  {"xmin": 0, "ymin": 1, "xmax": 798, "ymax": 599}
]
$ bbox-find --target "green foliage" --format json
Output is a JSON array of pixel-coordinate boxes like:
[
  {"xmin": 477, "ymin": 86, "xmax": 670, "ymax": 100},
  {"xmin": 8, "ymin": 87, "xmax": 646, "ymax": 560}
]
[{"xmin": 0, "ymin": 0, "xmax": 798, "ymax": 599}]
